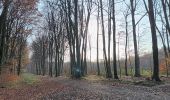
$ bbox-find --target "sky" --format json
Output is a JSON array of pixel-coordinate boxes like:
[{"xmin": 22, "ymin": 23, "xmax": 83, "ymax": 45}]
[
  {"xmin": 79, "ymin": 0, "xmax": 163, "ymax": 62},
  {"xmin": 28, "ymin": 0, "xmax": 164, "ymax": 62}
]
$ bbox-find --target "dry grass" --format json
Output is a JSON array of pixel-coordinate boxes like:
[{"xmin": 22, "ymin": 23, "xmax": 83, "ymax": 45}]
[{"xmin": 83, "ymin": 75, "xmax": 105, "ymax": 81}]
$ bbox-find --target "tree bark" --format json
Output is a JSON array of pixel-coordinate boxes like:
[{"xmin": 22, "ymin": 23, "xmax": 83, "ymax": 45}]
[
  {"xmin": 96, "ymin": 0, "xmax": 100, "ymax": 75},
  {"xmin": 112, "ymin": 0, "xmax": 118, "ymax": 79},
  {"xmin": 148, "ymin": 0, "xmax": 161, "ymax": 81},
  {"xmin": 161, "ymin": 0, "xmax": 170, "ymax": 36},
  {"xmin": 130, "ymin": 0, "xmax": 140, "ymax": 77},
  {"xmin": 0, "ymin": 0, "xmax": 10, "ymax": 74},
  {"xmin": 125, "ymin": 14, "xmax": 128, "ymax": 76},
  {"xmin": 100, "ymin": 0, "xmax": 112, "ymax": 78}
]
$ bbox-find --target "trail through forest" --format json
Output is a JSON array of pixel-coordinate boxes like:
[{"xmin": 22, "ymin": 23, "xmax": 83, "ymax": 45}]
[
  {"xmin": 1, "ymin": 74, "xmax": 170, "ymax": 100},
  {"xmin": 40, "ymin": 76, "xmax": 170, "ymax": 100}
]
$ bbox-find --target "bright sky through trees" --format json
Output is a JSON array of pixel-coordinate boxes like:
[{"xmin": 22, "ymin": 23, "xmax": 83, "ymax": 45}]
[{"xmin": 27, "ymin": 0, "xmax": 164, "ymax": 62}]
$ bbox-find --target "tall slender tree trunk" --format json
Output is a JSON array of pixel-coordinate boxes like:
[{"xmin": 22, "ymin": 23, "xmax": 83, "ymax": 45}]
[
  {"xmin": 112, "ymin": 0, "xmax": 118, "ymax": 79},
  {"xmin": 74, "ymin": 0, "xmax": 81, "ymax": 78},
  {"xmin": 99, "ymin": 0, "xmax": 112, "ymax": 78},
  {"xmin": 125, "ymin": 14, "xmax": 128, "ymax": 76},
  {"xmin": 55, "ymin": 41, "xmax": 59, "ymax": 77},
  {"xmin": 49, "ymin": 40, "xmax": 53, "ymax": 77},
  {"xmin": 130, "ymin": 0, "xmax": 140, "ymax": 77},
  {"xmin": 89, "ymin": 36, "xmax": 92, "ymax": 73},
  {"xmin": 118, "ymin": 34, "xmax": 121, "ymax": 78},
  {"xmin": 36, "ymin": 62, "xmax": 38, "ymax": 75},
  {"xmin": 108, "ymin": 0, "xmax": 111, "ymax": 77},
  {"xmin": 148, "ymin": 0, "xmax": 161, "ymax": 81},
  {"xmin": 96, "ymin": 1, "xmax": 100, "ymax": 75},
  {"xmin": 0, "ymin": 0, "xmax": 10, "ymax": 74},
  {"xmin": 17, "ymin": 39, "xmax": 23, "ymax": 76},
  {"xmin": 42, "ymin": 41, "xmax": 46, "ymax": 76},
  {"xmin": 84, "ymin": 36, "xmax": 87, "ymax": 75}
]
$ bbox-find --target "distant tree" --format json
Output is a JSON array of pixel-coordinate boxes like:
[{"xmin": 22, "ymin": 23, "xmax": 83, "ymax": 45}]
[
  {"xmin": 88, "ymin": 35, "xmax": 92, "ymax": 73},
  {"xmin": 81, "ymin": 0, "xmax": 92, "ymax": 76},
  {"xmin": 123, "ymin": 7, "xmax": 130, "ymax": 76},
  {"xmin": 0, "ymin": 0, "xmax": 38, "ymax": 75},
  {"xmin": 33, "ymin": 0, "xmax": 93, "ymax": 78}
]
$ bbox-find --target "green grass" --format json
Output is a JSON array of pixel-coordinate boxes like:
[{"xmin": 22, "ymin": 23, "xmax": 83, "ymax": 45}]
[
  {"xmin": 20, "ymin": 73, "xmax": 40, "ymax": 85},
  {"xmin": 0, "ymin": 73, "xmax": 40, "ymax": 88},
  {"xmin": 116, "ymin": 67, "xmax": 152, "ymax": 77},
  {"xmin": 141, "ymin": 69, "xmax": 152, "ymax": 77}
]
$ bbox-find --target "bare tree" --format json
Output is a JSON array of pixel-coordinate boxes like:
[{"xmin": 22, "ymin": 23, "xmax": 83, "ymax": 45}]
[
  {"xmin": 96, "ymin": 0, "xmax": 100, "ymax": 75},
  {"xmin": 123, "ymin": 7, "xmax": 130, "ymax": 76},
  {"xmin": 112, "ymin": 0, "xmax": 118, "ymax": 79},
  {"xmin": 161, "ymin": 0, "xmax": 170, "ymax": 36},
  {"xmin": 99, "ymin": 0, "xmax": 112, "ymax": 78},
  {"xmin": 0, "ymin": 0, "xmax": 10, "ymax": 74},
  {"xmin": 143, "ymin": 0, "xmax": 161, "ymax": 81},
  {"xmin": 130, "ymin": 0, "xmax": 140, "ymax": 77},
  {"xmin": 108, "ymin": 0, "xmax": 112, "ymax": 77}
]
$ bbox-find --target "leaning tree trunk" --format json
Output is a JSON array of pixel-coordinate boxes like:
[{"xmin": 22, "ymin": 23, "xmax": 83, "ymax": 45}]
[{"xmin": 161, "ymin": 0, "xmax": 170, "ymax": 36}]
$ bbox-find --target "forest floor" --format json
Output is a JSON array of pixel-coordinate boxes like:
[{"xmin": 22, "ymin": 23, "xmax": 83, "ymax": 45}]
[{"xmin": 0, "ymin": 73, "xmax": 170, "ymax": 100}]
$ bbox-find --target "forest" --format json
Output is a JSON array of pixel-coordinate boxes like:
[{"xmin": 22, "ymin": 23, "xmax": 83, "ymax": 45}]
[{"xmin": 0, "ymin": 0, "xmax": 170, "ymax": 100}]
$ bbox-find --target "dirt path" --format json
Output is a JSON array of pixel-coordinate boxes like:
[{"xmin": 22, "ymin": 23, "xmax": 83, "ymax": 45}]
[
  {"xmin": 1, "ymin": 75, "xmax": 170, "ymax": 100},
  {"xmin": 39, "ymin": 76, "xmax": 170, "ymax": 100}
]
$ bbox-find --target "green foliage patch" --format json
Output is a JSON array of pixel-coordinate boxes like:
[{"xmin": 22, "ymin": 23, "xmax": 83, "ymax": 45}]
[{"xmin": 20, "ymin": 73, "xmax": 40, "ymax": 85}]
